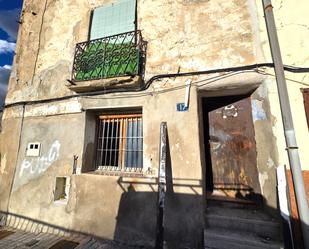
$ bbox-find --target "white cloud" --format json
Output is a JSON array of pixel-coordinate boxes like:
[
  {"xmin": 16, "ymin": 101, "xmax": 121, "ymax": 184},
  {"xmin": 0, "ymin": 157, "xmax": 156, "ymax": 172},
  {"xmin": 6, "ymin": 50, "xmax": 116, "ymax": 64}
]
[
  {"xmin": 0, "ymin": 39, "xmax": 16, "ymax": 54},
  {"xmin": 0, "ymin": 65, "xmax": 11, "ymax": 107},
  {"xmin": 0, "ymin": 8, "xmax": 21, "ymax": 40},
  {"xmin": 3, "ymin": 65, "xmax": 12, "ymax": 70}
]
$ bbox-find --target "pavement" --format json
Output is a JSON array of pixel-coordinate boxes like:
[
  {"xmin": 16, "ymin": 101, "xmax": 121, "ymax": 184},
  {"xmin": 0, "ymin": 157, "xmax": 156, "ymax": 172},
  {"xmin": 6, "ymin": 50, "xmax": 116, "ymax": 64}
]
[{"xmin": 0, "ymin": 227, "xmax": 151, "ymax": 249}]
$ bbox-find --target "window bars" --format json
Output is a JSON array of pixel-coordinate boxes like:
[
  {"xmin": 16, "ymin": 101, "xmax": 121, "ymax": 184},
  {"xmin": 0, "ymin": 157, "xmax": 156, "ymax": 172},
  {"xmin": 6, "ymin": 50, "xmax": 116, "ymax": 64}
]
[
  {"xmin": 72, "ymin": 30, "xmax": 146, "ymax": 82},
  {"xmin": 96, "ymin": 114, "xmax": 143, "ymax": 172}
]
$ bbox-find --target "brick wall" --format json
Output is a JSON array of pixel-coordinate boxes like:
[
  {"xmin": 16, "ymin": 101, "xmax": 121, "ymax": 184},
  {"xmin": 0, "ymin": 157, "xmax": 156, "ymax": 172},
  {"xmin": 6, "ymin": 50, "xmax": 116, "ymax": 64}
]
[{"xmin": 287, "ymin": 170, "xmax": 309, "ymax": 249}]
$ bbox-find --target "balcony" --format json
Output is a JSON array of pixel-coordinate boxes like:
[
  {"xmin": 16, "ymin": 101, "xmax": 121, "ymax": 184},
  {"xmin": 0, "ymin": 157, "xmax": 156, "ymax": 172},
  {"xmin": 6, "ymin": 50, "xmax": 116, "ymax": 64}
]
[{"xmin": 69, "ymin": 30, "xmax": 146, "ymax": 92}]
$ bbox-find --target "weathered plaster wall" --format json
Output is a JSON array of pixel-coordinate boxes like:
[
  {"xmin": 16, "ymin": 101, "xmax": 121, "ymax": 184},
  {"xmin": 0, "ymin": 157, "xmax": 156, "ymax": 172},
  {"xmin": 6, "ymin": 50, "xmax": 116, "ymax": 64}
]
[
  {"xmin": 79, "ymin": 83, "xmax": 204, "ymax": 247},
  {"xmin": 139, "ymin": 0, "xmax": 257, "ymax": 76},
  {"xmin": 255, "ymin": 0, "xmax": 309, "ymax": 171},
  {"xmin": 0, "ymin": 0, "xmax": 284, "ymax": 247},
  {"xmin": 0, "ymin": 107, "xmax": 24, "ymax": 214},
  {"xmin": 11, "ymin": 113, "xmax": 84, "ymax": 191},
  {"xmin": 6, "ymin": 0, "xmax": 258, "ymax": 104},
  {"xmin": 252, "ymin": 83, "xmax": 279, "ymax": 211},
  {"xmin": 4, "ymin": 86, "xmax": 204, "ymax": 247}
]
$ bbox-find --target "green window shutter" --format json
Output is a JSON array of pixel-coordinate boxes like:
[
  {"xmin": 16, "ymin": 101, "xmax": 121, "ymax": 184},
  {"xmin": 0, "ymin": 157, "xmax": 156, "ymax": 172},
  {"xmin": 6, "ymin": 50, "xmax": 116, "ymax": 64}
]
[{"xmin": 90, "ymin": 0, "xmax": 136, "ymax": 40}]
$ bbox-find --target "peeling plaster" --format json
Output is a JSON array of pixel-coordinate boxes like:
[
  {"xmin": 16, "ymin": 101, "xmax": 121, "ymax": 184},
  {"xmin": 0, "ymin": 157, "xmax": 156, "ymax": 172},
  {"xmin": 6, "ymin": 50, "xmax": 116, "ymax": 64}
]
[
  {"xmin": 24, "ymin": 99, "xmax": 82, "ymax": 117},
  {"xmin": 267, "ymin": 157, "xmax": 275, "ymax": 170},
  {"xmin": 0, "ymin": 153, "xmax": 7, "ymax": 174},
  {"xmin": 252, "ymin": 99, "xmax": 267, "ymax": 122},
  {"xmin": 259, "ymin": 172, "xmax": 269, "ymax": 191},
  {"xmin": 246, "ymin": 0, "xmax": 265, "ymax": 62},
  {"xmin": 3, "ymin": 99, "xmax": 82, "ymax": 119}
]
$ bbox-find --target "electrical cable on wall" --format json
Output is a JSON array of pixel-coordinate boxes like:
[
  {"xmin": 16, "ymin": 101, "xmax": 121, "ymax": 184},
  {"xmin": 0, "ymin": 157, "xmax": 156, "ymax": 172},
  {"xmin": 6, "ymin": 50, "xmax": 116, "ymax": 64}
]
[{"xmin": 2, "ymin": 63, "xmax": 309, "ymax": 110}]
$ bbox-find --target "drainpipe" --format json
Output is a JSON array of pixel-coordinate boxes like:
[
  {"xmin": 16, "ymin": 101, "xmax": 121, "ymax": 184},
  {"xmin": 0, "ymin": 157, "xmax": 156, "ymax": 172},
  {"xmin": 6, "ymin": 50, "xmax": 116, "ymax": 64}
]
[{"xmin": 262, "ymin": 1, "xmax": 309, "ymax": 248}]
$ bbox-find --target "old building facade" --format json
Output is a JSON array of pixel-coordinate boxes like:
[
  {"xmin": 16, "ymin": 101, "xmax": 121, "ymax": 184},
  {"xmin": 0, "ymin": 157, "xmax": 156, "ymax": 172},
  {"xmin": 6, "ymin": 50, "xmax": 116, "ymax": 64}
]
[{"xmin": 0, "ymin": 0, "xmax": 308, "ymax": 248}]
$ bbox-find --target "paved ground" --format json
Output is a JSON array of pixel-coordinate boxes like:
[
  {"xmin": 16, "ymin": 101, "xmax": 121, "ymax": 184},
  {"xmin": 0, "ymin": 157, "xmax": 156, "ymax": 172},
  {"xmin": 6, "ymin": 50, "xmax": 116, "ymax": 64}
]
[{"xmin": 0, "ymin": 227, "xmax": 151, "ymax": 249}]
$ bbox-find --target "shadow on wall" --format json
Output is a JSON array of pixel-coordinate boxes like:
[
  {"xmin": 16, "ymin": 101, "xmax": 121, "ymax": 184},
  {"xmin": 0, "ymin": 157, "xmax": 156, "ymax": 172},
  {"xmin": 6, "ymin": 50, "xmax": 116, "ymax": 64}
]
[
  {"xmin": 0, "ymin": 127, "xmax": 306, "ymax": 249},
  {"xmin": 0, "ymin": 123, "xmax": 205, "ymax": 249},
  {"xmin": 114, "ymin": 125, "xmax": 204, "ymax": 249},
  {"xmin": 0, "ymin": 211, "xmax": 93, "ymax": 239},
  {"xmin": 1, "ymin": 122, "xmax": 305, "ymax": 248},
  {"xmin": 0, "ymin": 189, "xmax": 204, "ymax": 248},
  {"xmin": 114, "ymin": 180, "xmax": 204, "ymax": 249},
  {"xmin": 1, "ymin": 203, "xmax": 308, "ymax": 249},
  {"xmin": 0, "ymin": 184, "xmax": 204, "ymax": 249}
]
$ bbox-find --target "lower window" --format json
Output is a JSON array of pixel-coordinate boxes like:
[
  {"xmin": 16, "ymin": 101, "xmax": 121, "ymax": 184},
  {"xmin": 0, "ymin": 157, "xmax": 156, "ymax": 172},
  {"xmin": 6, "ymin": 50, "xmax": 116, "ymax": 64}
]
[
  {"xmin": 54, "ymin": 177, "xmax": 70, "ymax": 202},
  {"xmin": 95, "ymin": 113, "xmax": 143, "ymax": 172}
]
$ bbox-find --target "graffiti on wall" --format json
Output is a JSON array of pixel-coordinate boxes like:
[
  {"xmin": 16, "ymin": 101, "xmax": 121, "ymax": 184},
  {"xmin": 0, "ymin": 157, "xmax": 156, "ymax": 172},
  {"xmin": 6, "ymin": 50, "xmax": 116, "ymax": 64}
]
[{"xmin": 19, "ymin": 140, "xmax": 61, "ymax": 177}]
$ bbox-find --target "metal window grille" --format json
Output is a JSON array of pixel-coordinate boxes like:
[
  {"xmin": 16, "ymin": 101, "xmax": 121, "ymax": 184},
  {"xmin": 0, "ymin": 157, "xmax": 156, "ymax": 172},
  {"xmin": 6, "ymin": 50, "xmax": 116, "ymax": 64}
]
[
  {"xmin": 96, "ymin": 114, "xmax": 143, "ymax": 172},
  {"xmin": 72, "ymin": 30, "xmax": 146, "ymax": 82}
]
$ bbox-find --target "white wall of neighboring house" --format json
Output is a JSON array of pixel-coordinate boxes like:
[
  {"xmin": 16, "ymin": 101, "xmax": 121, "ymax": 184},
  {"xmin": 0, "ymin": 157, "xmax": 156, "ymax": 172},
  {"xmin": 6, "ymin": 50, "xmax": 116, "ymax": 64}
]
[{"xmin": 256, "ymin": 0, "xmax": 309, "ymax": 171}]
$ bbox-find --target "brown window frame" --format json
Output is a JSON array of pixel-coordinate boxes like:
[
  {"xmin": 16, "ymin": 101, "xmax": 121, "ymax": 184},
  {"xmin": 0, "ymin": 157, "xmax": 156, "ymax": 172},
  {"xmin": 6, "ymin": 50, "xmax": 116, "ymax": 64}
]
[
  {"xmin": 301, "ymin": 88, "xmax": 309, "ymax": 129},
  {"xmin": 95, "ymin": 113, "xmax": 143, "ymax": 173}
]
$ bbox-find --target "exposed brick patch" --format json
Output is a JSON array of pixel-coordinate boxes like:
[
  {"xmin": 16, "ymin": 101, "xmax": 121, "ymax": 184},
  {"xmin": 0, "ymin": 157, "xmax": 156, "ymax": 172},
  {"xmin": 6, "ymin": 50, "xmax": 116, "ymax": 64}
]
[{"xmin": 287, "ymin": 170, "xmax": 309, "ymax": 249}]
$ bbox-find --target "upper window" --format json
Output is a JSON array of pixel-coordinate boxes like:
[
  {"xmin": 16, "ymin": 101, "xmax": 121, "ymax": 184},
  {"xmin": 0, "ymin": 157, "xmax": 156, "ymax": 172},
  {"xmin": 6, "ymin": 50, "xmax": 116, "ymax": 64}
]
[
  {"xmin": 95, "ymin": 113, "xmax": 143, "ymax": 172},
  {"xmin": 72, "ymin": 0, "xmax": 146, "ymax": 83},
  {"xmin": 90, "ymin": 0, "xmax": 136, "ymax": 40}
]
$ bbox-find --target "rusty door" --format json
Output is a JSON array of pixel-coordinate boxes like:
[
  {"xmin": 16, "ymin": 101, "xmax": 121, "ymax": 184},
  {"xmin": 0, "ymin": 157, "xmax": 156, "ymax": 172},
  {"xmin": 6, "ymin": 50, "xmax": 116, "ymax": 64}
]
[{"xmin": 203, "ymin": 95, "xmax": 261, "ymax": 203}]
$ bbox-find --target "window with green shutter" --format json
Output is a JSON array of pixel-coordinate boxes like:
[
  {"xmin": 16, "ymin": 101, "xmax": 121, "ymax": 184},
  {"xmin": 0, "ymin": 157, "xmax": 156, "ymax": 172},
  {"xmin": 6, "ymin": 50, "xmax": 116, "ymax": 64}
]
[
  {"xmin": 72, "ymin": 0, "xmax": 146, "ymax": 82},
  {"xmin": 90, "ymin": 0, "xmax": 136, "ymax": 40}
]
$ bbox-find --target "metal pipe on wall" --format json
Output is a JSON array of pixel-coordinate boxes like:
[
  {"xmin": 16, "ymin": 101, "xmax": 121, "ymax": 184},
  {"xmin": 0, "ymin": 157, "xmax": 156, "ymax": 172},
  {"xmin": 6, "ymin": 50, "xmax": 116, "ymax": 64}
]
[
  {"xmin": 155, "ymin": 122, "xmax": 167, "ymax": 249},
  {"xmin": 262, "ymin": 1, "xmax": 309, "ymax": 248}
]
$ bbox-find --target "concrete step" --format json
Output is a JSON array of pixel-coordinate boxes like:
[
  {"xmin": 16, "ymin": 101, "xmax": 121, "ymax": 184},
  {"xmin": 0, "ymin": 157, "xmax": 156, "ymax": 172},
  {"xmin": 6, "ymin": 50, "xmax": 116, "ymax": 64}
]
[
  {"xmin": 204, "ymin": 228, "xmax": 284, "ymax": 249},
  {"xmin": 206, "ymin": 197, "xmax": 259, "ymax": 209},
  {"xmin": 205, "ymin": 206, "xmax": 281, "ymax": 238}
]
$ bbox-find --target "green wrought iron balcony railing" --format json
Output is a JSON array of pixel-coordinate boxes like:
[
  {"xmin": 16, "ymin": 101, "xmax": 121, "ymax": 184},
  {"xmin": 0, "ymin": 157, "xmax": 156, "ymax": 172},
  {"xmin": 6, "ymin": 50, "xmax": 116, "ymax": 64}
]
[{"xmin": 72, "ymin": 30, "xmax": 146, "ymax": 82}]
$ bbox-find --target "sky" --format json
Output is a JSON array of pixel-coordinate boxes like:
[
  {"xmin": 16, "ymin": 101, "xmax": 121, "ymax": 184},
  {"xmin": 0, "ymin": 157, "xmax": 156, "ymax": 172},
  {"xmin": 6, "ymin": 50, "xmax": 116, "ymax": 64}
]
[{"xmin": 0, "ymin": 0, "xmax": 23, "ymax": 108}]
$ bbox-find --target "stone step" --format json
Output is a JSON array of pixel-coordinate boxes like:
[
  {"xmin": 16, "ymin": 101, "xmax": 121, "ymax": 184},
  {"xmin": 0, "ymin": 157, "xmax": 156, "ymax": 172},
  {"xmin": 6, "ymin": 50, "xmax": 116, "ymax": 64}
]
[
  {"xmin": 205, "ymin": 206, "xmax": 281, "ymax": 238},
  {"xmin": 206, "ymin": 197, "xmax": 259, "ymax": 209},
  {"xmin": 204, "ymin": 228, "xmax": 284, "ymax": 249}
]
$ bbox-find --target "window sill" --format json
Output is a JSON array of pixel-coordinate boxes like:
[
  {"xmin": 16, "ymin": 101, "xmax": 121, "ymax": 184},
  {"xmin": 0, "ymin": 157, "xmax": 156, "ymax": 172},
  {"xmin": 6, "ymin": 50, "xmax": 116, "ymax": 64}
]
[
  {"xmin": 66, "ymin": 75, "xmax": 142, "ymax": 93},
  {"xmin": 53, "ymin": 199, "xmax": 68, "ymax": 205},
  {"xmin": 84, "ymin": 167, "xmax": 157, "ymax": 178}
]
